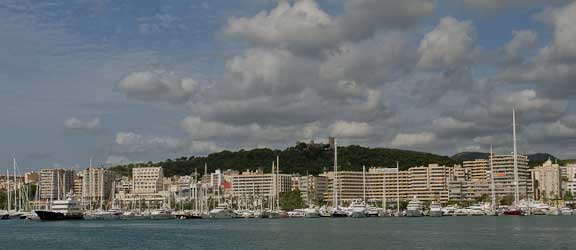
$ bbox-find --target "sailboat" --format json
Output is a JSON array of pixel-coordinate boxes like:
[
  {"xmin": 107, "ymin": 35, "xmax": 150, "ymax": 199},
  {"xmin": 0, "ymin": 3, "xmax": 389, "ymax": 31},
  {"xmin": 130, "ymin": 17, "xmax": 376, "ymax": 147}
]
[
  {"xmin": 268, "ymin": 156, "xmax": 288, "ymax": 219},
  {"xmin": 348, "ymin": 166, "xmax": 368, "ymax": 218},
  {"xmin": 331, "ymin": 139, "xmax": 347, "ymax": 218},
  {"xmin": 503, "ymin": 109, "xmax": 523, "ymax": 216}
]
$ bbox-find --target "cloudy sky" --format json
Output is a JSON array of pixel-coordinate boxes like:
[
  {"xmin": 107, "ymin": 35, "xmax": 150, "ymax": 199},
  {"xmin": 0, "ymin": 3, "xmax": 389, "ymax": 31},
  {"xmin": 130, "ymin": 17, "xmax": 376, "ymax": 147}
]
[{"xmin": 3, "ymin": 0, "xmax": 576, "ymax": 171}]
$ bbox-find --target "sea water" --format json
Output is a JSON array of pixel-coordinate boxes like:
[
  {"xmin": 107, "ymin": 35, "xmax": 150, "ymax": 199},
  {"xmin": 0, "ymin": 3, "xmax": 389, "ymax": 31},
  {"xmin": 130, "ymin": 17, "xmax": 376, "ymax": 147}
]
[{"xmin": 1, "ymin": 216, "xmax": 576, "ymax": 250}]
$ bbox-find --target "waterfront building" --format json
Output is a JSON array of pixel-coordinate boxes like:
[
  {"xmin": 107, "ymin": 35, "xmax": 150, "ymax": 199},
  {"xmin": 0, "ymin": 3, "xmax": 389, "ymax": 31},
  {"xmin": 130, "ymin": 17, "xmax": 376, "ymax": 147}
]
[
  {"xmin": 323, "ymin": 164, "xmax": 449, "ymax": 204},
  {"xmin": 463, "ymin": 159, "xmax": 489, "ymax": 181},
  {"xmin": 24, "ymin": 171, "xmax": 39, "ymax": 185},
  {"xmin": 79, "ymin": 168, "xmax": 113, "ymax": 207},
  {"xmin": 532, "ymin": 159, "xmax": 562, "ymax": 202},
  {"xmin": 132, "ymin": 166, "xmax": 164, "ymax": 194},
  {"xmin": 228, "ymin": 169, "xmax": 292, "ymax": 199},
  {"xmin": 562, "ymin": 164, "xmax": 576, "ymax": 195},
  {"xmin": 39, "ymin": 168, "xmax": 75, "ymax": 200},
  {"xmin": 294, "ymin": 175, "xmax": 328, "ymax": 206},
  {"xmin": 490, "ymin": 154, "xmax": 532, "ymax": 200}
]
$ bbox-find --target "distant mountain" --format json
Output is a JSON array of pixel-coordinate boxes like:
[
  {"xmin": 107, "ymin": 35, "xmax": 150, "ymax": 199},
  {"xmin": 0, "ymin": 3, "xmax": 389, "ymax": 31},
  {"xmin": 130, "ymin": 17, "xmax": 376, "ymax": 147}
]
[{"xmin": 450, "ymin": 152, "xmax": 559, "ymax": 167}]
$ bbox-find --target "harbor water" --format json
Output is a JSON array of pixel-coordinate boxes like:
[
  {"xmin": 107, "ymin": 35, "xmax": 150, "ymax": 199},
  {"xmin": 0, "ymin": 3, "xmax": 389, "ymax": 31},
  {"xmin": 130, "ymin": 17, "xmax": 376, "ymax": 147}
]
[{"xmin": 1, "ymin": 216, "xmax": 576, "ymax": 250}]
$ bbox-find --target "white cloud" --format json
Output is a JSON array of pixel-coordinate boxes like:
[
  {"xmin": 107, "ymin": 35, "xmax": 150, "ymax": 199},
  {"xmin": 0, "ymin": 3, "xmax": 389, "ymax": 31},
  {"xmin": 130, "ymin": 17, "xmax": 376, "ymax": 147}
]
[
  {"xmin": 105, "ymin": 155, "xmax": 130, "ymax": 166},
  {"xmin": 500, "ymin": 30, "xmax": 538, "ymax": 64},
  {"xmin": 417, "ymin": 17, "xmax": 476, "ymax": 70},
  {"xmin": 390, "ymin": 132, "xmax": 436, "ymax": 147},
  {"xmin": 224, "ymin": 0, "xmax": 338, "ymax": 54},
  {"xmin": 549, "ymin": 1, "xmax": 576, "ymax": 59},
  {"xmin": 116, "ymin": 70, "xmax": 199, "ymax": 104},
  {"xmin": 224, "ymin": 0, "xmax": 434, "ymax": 55},
  {"xmin": 432, "ymin": 117, "xmax": 474, "ymax": 131},
  {"xmin": 114, "ymin": 132, "xmax": 187, "ymax": 154},
  {"xmin": 64, "ymin": 117, "xmax": 101, "ymax": 133},
  {"xmin": 330, "ymin": 121, "xmax": 372, "ymax": 138}
]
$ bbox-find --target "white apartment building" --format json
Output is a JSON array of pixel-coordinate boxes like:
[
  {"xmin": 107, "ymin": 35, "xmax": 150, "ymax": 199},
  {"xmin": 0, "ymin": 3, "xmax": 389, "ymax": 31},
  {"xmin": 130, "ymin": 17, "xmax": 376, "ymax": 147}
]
[
  {"xmin": 491, "ymin": 154, "xmax": 532, "ymax": 200},
  {"xmin": 79, "ymin": 168, "xmax": 113, "ymax": 205},
  {"xmin": 229, "ymin": 170, "xmax": 292, "ymax": 198},
  {"xmin": 39, "ymin": 168, "xmax": 75, "ymax": 200},
  {"xmin": 132, "ymin": 167, "xmax": 164, "ymax": 194},
  {"xmin": 531, "ymin": 159, "xmax": 562, "ymax": 202}
]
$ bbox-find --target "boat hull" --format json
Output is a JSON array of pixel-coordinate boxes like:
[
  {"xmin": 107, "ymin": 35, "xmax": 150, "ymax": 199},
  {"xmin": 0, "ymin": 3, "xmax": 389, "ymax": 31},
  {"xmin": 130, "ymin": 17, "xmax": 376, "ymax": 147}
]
[
  {"xmin": 406, "ymin": 210, "xmax": 422, "ymax": 217},
  {"xmin": 429, "ymin": 211, "xmax": 443, "ymax": 217},
  {"xmin": 35, "ymin": 211, "xmax": 84, "ymax": 221}
]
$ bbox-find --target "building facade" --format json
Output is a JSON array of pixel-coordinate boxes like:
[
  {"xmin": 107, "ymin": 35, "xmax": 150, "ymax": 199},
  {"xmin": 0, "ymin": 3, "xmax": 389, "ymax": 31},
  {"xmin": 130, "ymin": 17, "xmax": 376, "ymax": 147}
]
[
  {"xmin": 532, "ymin": 159, "xmax": 562, "ymax": 202},
  {"xmin": 491, "ymin": 154, "xmax": 532, "ymax": 201},
  {"xmin": 132, "ymin": 167, "xmax": 164, "ymax": 194},
  {"xmin": 39, "ymin": 168, "xmax": 75, "ymax": 200}
]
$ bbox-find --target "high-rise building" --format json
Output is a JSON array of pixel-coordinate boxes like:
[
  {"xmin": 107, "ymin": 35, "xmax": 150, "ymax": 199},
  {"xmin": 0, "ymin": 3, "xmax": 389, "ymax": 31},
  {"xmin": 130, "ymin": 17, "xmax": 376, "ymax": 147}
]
[
  {"xmin": 294, "ymin": 175, "xmax": 328, "ymax": 206},
  {"xmin": 24, "ymin": 171, "xmax": 39, "ymax": 185},
  {"xmin": 463, "ymin": 159, "xmax": 489, "ymax": 181},
  {"xmin": 563, "ymin": 164, "xmax": 576, "ymax": 195},
  {"xmin": 39, "ymin": 168, "xmax": 75, "ymax": 200},
  {"xmin": 323, "ymin": 164, "xmax": 450, "ymax": 204},
  {"xmin": 229, "ymin": 170, "xmax": 292, "ymax": 199},
  {"xmin": 132, "ymin": 167, "xmax": 164, "ymax": 194},
  {"xmin": 491, "ymin": 154, "xmax": 532, "ymax": 200},
  {"xmin": 532, "ymin": 159, "xmax": 562, "ymax": 202},
  {"xmin": 79, "ymin": 168, "xmax": 113, "ymax": 206}
]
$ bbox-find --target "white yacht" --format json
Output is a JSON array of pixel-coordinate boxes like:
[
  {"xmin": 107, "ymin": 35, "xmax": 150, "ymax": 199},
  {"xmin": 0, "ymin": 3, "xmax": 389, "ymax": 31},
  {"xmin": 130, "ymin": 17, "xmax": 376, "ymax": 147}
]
[
  {"xmin": 406, "ymin": 197, "xmax": 423, "ymax": 217},
  {"xmin": 303, "ymin": 207, "xmax": 320, "ymax": 218},
  {"xmin": 348, "ymin": 199, "xmax": 368, "ymax": 218},
  {"xmin": 35, "ymin": 197, "xmax": 84, "ymax": 221},
  {"xmin": 209, "ymin": 204, "xmax": 238, "ymax": 219},
  {"xmin": 84, "ymin": 209, "xmax": 123, "ymax": 220},
  {"xmin": 429, "ymin": 201, "xmax": 443, "ymax": 217}
]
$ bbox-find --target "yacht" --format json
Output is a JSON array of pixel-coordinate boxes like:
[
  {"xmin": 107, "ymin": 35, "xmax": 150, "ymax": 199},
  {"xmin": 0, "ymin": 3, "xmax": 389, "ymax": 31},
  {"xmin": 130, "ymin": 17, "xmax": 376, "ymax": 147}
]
[
  {"xmin": 209, "ymin": 204, "xmax": 238, "ymax": 219},
  {"xmin": 288, "ymin": 210, "xmax": 306, "ymax": 218},
  {"xmin": 348, "ymin": 199, "xmax": 368, "ymax": 218},
  {"xmin": 429, "ymin": 202, "xmax": 443, "ymax": 217},
  {"xmin": 406, "ymin": 197, "xmax": 423, "ymax": 217},
  {"xmin": 303, "ymin": 207, "xmax": 320, "ymax": 218},
  {"xmin": 268, "ymin": 210, "xmax": 289, "ymax": 219},
  {"xmin": 560, "ymin": 207, "xmax": 574, "ymax": 216},
  {"xmin": 35, "ymin": 197, "xmax": 84, "ymax": 221},
  {"xmin": 84, "ymin": 209, "xmax": 123, "ymax": 220}
]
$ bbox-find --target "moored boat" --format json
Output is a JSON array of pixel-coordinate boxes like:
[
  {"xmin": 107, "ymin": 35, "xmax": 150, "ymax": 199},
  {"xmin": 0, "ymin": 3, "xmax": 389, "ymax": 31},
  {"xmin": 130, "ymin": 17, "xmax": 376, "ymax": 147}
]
[{"xmin": 35, "ymin": 197, "xmax": 84, "ymax": 221}]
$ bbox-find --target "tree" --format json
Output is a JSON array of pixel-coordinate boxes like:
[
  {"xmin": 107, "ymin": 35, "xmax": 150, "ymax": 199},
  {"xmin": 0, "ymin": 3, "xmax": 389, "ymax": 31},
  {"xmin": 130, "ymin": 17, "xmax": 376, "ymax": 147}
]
[
  {"xmin": 0, "ymin": 191, "xmax": 6, "ymax": 210},
  {"xmin": 564, "ymin": 191, "xmax": 574, "ymax": 201},
  {"xmin": 279, "ymin": 189, "xmax": 304, "ymax": 211},
  {"xmin": 476, "ymin": 194, "xmax": 490, "ymax": 203},
  {"xmin": 500, "ymin": 195, "xmax": 514, "ymax": 206}
]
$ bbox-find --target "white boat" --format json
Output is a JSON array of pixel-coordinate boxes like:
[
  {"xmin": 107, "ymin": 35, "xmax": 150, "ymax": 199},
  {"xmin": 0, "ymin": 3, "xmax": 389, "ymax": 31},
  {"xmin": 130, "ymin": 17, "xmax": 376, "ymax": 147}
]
[
  {"xmin": 150, "ymin": 208, "xmax": 175, "ymax": 220},
  {"xmin": 84, "ymin": 209, "xmax": 123, "ymax": 220},
  {"xmin": 429, "ymin": 202, "xmax": 443, "ymax": 217},
  {"xmin": 209, "ymin": 204, "xmax": 238, "ymax": 219},
  {"xmin": 406, "ymin": 197, "xmax": 423, "ymax": 217},
  {"xmin": 303, "ymin": 208, "xmax": 320, "ymax": 218},
  {"xmin": 348, "ymin": 199, "xmax": 368, "ymax": 218},
  {"xmin": 35, "ymin": 197, "xmax": 84, "ymax": 221},
  {"xmin": 288, "ymin": 210, "xmax": 306, "ymax": 218},
  {"xmin": 560, "ymin": 207, "xmax": 574, "ymax": 216}
]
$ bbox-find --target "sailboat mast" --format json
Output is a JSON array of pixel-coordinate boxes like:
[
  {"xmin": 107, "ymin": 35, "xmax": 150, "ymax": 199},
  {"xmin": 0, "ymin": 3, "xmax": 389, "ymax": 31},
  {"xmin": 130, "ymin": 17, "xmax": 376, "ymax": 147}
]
[
  {"xmin": 382, "ymin": 167, "xmax": 386, "ymax": 211},
  {"xmin": 276, "ymin": 155, "xmax": 280, "ymax": 211},
  {"xmin": 362, "ymin": 166, "xmax": 366, "ymax": 202},
  {"xmin": 7, "ymin": 170, "xmax": 11, "ymax": 212},
  {"xmin": 333, "ymin": 139, "xmax": 338, "ymax": 209},
  {"xmin": 512, "ymin": 109, "xmax": 520, "ymax": 208},
  {"xmin": 13, "ymin": 158, "xmax": 18, "ymax": 211},
  {"xmin": 396, "ymin": 161, "xmax": 400, "ymax": 215},
  {"xmin": 490, "ymin": 146, "xmax": 496, "ymax": 212}
]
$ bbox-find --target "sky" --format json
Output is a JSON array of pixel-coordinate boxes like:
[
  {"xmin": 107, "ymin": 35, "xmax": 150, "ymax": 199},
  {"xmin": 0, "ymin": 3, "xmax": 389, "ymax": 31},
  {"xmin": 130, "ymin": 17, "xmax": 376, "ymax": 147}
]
[{"xmin": 2, "ymin": 0, "xmax": 576, "ymax": 171}]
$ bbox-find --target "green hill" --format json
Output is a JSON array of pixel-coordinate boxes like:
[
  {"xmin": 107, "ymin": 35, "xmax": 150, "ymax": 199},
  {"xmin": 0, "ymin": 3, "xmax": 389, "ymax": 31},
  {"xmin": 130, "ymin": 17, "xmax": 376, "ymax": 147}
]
[{"xmin": 110, "ymin": 143, "xmax": 454, "ymax": 177}]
